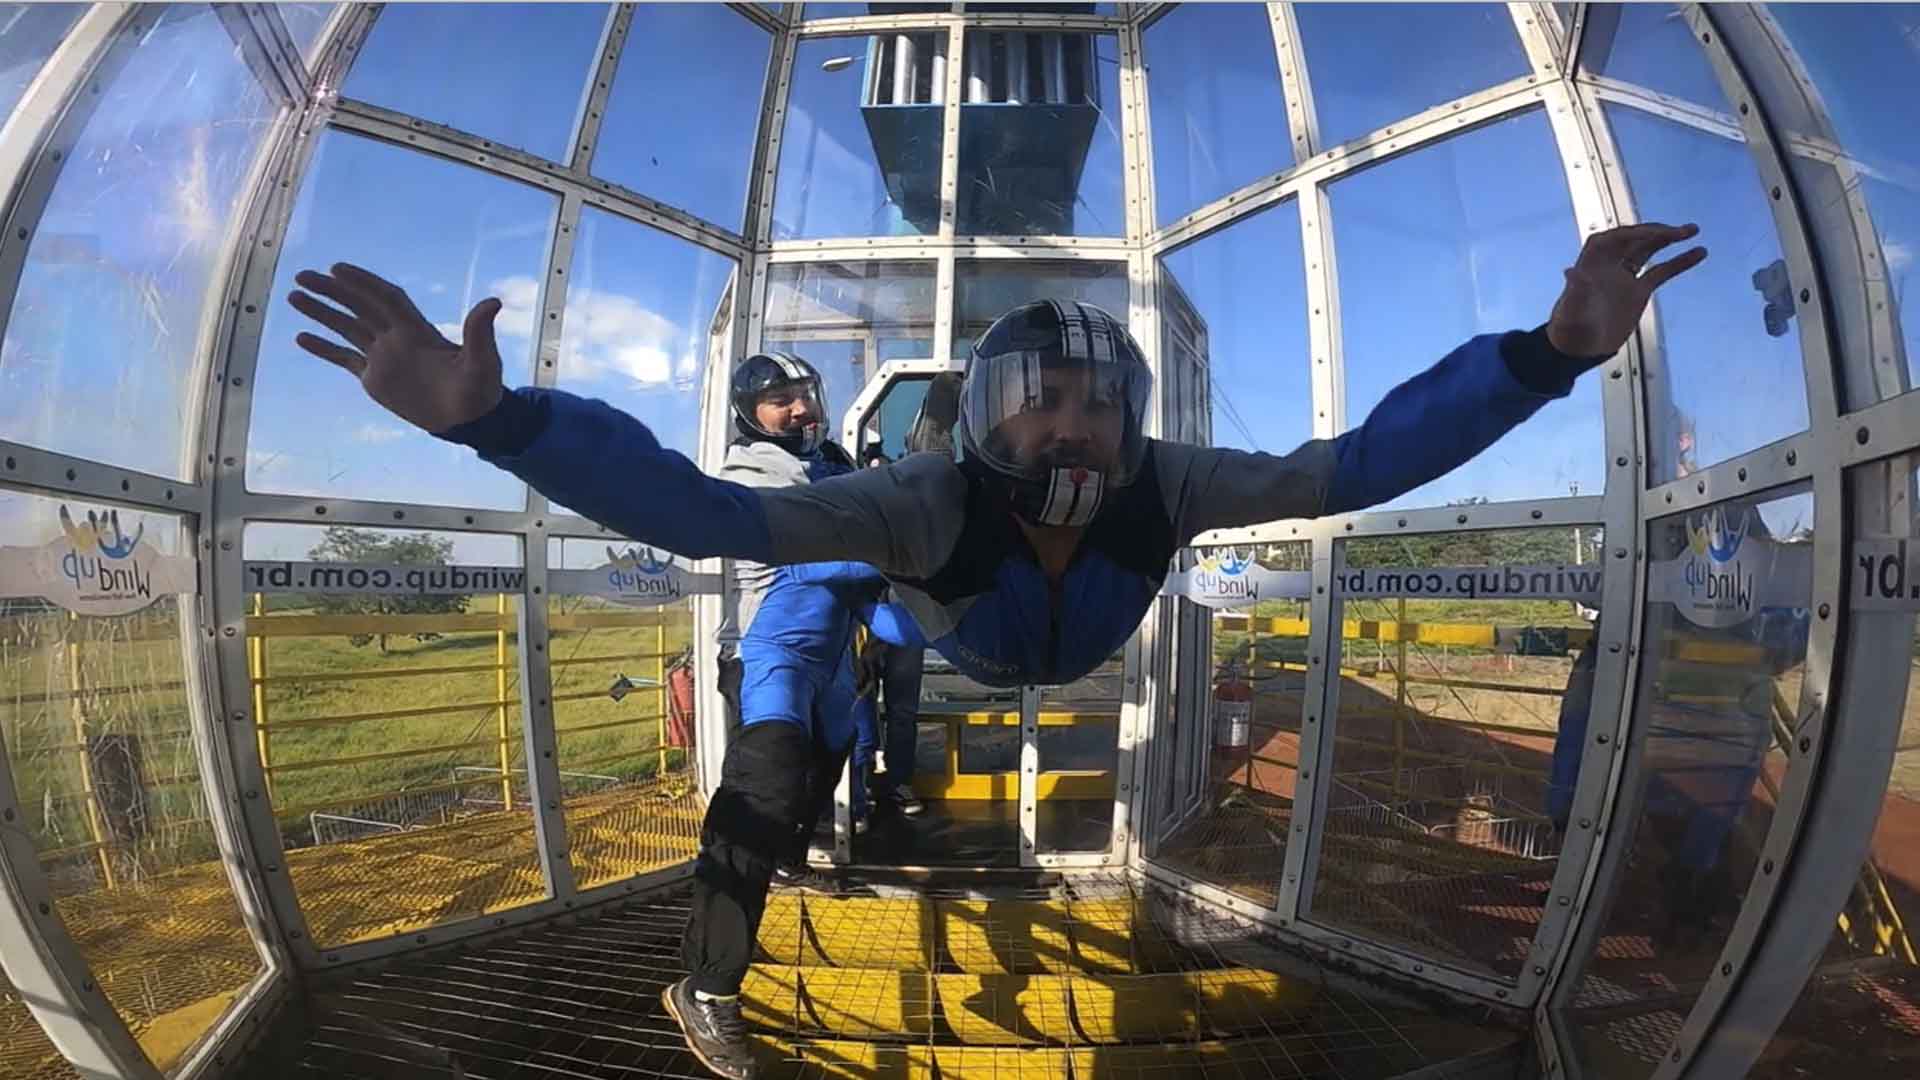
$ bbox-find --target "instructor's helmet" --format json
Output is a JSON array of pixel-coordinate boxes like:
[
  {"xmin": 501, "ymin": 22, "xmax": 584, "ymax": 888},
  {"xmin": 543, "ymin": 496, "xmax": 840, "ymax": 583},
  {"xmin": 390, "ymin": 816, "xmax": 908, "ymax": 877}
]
[
  {"xmin": 731, "ymin": 351, "xmax": 828, "ymax": 456},
  {"xmin": 958, "ymin": 300, "xmax": 1152, "ymax": 528}
]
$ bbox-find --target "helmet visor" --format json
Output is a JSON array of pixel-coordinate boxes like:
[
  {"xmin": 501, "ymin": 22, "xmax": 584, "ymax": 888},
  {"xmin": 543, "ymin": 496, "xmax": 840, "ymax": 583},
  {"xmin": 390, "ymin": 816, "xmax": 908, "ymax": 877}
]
[
  {"xmin": 748, "ymin": 377, "xmax": 828, "ymax": 447},
  {"xmin": 962, "ymin": 347, "xmax": 1150, "ymax": 486}
]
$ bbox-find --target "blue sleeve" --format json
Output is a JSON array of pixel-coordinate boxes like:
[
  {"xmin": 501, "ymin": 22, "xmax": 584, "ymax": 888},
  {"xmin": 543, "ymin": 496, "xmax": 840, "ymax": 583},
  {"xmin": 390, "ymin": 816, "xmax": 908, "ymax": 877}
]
[
  {"xmin": 1323, "ymin": 328, "xmax": 1593, "ymax": 515},
  {"xmin": 857, "ymin": 601, "xmax": 927, "ymax": 649},
  {"xmin": 786, "ymin": 560, "xmax": 887, "ymax": 588},
  {"xmin": 437, "ymin": 387, "xmax": 778, "ymax": 562}
]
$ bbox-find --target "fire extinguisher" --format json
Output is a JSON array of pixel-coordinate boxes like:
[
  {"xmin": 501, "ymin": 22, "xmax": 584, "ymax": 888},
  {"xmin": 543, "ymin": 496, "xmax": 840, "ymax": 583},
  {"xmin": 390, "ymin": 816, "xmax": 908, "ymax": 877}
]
[
  {"xmin": 665, "ymin": 646, "xmax": 696, "ymax": 750},
  {"xmin": 1212, "ymin": 659, "xmax": 1252, "ymax": 749}
]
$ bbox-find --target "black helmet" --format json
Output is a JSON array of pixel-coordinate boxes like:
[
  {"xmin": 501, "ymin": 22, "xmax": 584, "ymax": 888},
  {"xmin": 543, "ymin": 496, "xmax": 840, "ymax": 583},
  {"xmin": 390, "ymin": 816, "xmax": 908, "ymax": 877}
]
[
  {"xmin": 957, "ymin": 300, "xmax": 1152, "ymax": 527},
  {"xmin": 731, "ymin": 351, "xmax": 828, "ymax": 455}
]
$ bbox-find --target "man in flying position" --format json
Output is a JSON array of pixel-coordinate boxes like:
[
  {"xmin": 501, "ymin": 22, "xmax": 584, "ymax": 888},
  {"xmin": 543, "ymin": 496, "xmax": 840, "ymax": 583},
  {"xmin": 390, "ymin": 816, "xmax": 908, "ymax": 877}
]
[{"xmin": 286, "ymin": 221, "xmax": 1704, "ymax": 1077}]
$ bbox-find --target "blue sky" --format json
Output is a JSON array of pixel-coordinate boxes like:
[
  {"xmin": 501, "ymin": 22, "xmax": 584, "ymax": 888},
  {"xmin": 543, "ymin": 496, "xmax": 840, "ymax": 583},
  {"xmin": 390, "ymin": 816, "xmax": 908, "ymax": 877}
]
[{"xmin": 0, "ymin": 2, "xmax": 1911, "ymax": 560}]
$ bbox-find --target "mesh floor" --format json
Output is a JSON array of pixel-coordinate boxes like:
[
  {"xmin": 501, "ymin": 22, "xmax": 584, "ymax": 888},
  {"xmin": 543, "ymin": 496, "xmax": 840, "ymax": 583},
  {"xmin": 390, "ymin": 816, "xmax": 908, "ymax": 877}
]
[{"xmin": 256, "ymin": 876, "xmax": 1521, "ymax": 1080}]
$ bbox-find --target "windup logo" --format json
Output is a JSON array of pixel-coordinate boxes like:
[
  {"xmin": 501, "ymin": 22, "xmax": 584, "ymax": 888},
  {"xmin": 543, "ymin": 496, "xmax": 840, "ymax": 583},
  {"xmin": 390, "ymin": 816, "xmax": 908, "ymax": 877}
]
[
  {"xmin": 57, "ymin": 507, "xmax": 151, "ymax": 600},
  {"xmin": 603, "ymin": 545, "xmax": 682, "ymax": 599},
  {"xmin": 0, "ymin": 505, "xmax": 195, "ymax": 616},
  {"xmin": 1677, "ymin": 505, "xmax": 1759, "ymax": 626},
  {"xmin": 1191, "ymin": 549, "xmax": 1259, "ymax": 604}
]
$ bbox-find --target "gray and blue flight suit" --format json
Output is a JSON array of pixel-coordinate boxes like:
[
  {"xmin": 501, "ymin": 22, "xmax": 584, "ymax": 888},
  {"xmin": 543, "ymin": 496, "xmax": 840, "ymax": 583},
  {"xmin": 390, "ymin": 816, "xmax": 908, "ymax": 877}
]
[{"xmin": 438, "ymin": 322, "xmax": 1609, "ymax": 997}]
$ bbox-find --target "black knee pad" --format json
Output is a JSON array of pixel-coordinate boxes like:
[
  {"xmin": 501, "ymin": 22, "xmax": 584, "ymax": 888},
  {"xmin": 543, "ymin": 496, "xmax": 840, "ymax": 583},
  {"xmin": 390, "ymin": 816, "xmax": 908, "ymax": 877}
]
[{"xmin": 704, "ymin": 721, "xmax": 812, "ymax": 863}]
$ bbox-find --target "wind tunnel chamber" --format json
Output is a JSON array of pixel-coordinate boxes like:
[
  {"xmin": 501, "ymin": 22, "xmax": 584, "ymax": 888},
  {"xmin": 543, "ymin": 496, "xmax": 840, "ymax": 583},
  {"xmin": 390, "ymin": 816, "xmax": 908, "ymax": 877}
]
[{"xmin": 0, "ymin": 4, "xmax": 1916, "ymax": 1080}]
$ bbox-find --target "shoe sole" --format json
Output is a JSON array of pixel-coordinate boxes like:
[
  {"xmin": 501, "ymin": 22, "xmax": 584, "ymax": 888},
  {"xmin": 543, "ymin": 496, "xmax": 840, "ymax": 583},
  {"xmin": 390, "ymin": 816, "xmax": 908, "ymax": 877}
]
[{"xmin": 662, "ymin": 984, "xmax": 752, "ymax": 1080}]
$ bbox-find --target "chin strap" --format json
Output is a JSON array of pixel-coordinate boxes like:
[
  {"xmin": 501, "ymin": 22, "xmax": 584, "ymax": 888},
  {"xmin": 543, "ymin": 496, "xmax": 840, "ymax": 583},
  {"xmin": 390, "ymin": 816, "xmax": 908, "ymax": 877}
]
[{"xmin": 1033, "ymin": 465, "xmax": 1104, "ymax": 527}]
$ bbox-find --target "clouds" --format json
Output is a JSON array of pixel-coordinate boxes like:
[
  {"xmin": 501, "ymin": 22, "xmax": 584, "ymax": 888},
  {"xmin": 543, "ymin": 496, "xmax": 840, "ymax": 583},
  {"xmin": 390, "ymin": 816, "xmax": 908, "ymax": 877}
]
[
  {"xmin": 351, "ymin": 423, "xmax": 409, "ymax": 444},
  {"xmin": 1885, "ymin": 238, "xmax": 1913, "ymax": 273},
  {"xmin": 485, "ymin": 275, "xmax": 702, "ymax": 390}
]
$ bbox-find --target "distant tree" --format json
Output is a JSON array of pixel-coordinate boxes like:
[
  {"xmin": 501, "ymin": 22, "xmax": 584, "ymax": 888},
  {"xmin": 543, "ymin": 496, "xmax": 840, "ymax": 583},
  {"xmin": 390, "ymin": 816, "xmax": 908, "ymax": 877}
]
[{"xmin": 307, "ymin": 527, "xmax": 470, "ymax": 653}]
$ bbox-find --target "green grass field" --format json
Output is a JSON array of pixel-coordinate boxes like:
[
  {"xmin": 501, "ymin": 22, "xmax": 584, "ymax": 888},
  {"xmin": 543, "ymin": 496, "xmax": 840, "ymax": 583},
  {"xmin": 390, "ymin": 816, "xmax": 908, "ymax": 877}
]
[{"xmin": 1, "ymin": 596, "xmax": 695, "ymax": 874}]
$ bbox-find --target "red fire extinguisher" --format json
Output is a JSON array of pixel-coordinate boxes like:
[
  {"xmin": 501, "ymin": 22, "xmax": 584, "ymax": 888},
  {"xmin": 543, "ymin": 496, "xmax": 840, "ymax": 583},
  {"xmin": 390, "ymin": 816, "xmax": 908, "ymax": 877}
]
[
  {"xmin": 665, "ymin": 647, "xmax": 696, "ymax": 750},
  {"xmin": 1212, "ymin": 659, "xmax": 1252, "ymax": 749}
]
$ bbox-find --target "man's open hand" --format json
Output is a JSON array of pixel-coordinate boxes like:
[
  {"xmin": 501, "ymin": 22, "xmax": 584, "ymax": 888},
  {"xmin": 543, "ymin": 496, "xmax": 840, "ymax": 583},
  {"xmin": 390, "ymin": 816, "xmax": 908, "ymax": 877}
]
[
  {"xmin": 1546, "ymin": 223, "xmax": 1707, "ymax": 359},
  {"xmin": 288, "ymin": 263, "xmax": 506, "ymax": 435}
]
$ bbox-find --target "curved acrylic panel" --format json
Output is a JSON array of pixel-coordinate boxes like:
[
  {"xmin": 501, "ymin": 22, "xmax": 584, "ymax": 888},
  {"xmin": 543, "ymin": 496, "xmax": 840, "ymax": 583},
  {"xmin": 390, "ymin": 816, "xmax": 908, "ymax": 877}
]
[
  {"xmin": 952, "ymin": 259, "xmax": 1128, "ymax": 359},
  {"xmin": 1752, "ymin": 455, "xmax": 1916, "ymax": 1079},
  {"xmin": 956, "ymin": 30, "xmax": 1124, "ymax": 237},
  {"xmin": 776, "ymin": 36, "xmax": 942, "ymax": 240},
  {"xmin": 1295, "ymin": 2, "xmax": 1529, "ymax": 152},
  {"xmin": 1766, "ymin": 5, "xmax": 1920, "ymax": 406},
  {"xmin": 342, "ymin": 2, "xmax": 609, "ymax": 163},
  {"xmin": 276, "ymin": 3, "xmax": 336, "ymax": 66},
  {"xmin": 1564, "ymin": 487, "xmax": 1814, "ymax": 1078},
  {"xmin": 763, "ymin": 260, "xmax": 938, "ymax": 429},
  {"xmin": 1159, "ymin": 200, "xmax": 1311, "ymax": 455},
  {"xmin": 592, "ymin": 5, "xmax": 769, "ymax": 230},
  {"xmin": 1580, "ymin": 3, "xmax": 1728, "ymax": 112},
  {"xmin": 547, "ymin": 537, "xmax": 700, "ymax": 891},
  {"xmin": 249, "ymin": 130, "xmax": 555, "ymax": 510},
  {"xmin": 1329, "ymin": 109, "xmax": 1599, "ymax": 508},
  {"xmin": 555, "ymin": 208, "xmax": 739, "ymax": 468},
  {"xmin": 240, "ymin": 523, "xmax": 538, "ymax": 949},
  {"xmin": 0, "ymin": 4, "xmax": 277, "ymax": 481},
  {"xmin": 1309, "ymin": 527, "xmax": 1608, "ymax": 980},
  {"xmin": 1605, "ymin": 104, "xmax": 1810, "ymax": 483},
  {"xmin": 1143, "ymin": 2, "xmax": 1293, "ymax": 227},
  {"xmin": 0, "ymin": 490, "xmax": 263, "ymax": 1072},
  {"xmin": 1152, "ymin": 541, "xmax": 1312, "ymax": 908},
  {"xmin": 0, "ymin": 3, "xmax": 85, "ymax": 124}
]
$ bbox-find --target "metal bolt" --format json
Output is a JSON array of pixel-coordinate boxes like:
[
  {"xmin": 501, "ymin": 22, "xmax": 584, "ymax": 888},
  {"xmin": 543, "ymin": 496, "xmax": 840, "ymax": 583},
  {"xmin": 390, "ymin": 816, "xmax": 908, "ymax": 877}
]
[
  {"xmin": 1578, "ymin": 818, "xmax": 1592, "ymax": 829},
  {"xmin": 265, "ymin": 864, "xmax": 278, "ymax": 873},
  {"xmin": 1531, "ymin": 510, "xmax": 1543, "ymax": 520},
  {"xmin": 1457, "ymin": 514, "xmax": 1468, "ymax": 524},
  {"xmin": 1596, "ymin": 734, "xmax": 1609, "ymax": 745},
  {"xmin": 1738, "ymin": 468, "xmax": 1747, "ymax": 482},
  {"xmin": 1413, "ymin": 964, "xmax": 1424, "ymax": 973},
  {"xmin": 1496, "ymin": 990, "xmax": 1509, "ymax": 999},
  {"xmin": 1721, "ymin": 963, "xmax": 1732, "ymax": 976},
  {"xmin": 81, "ymin": 980, "xmax": 94, "ymax": 992},
  {"xmin": 37, "ymin": 902, "xmax": 48, "ymax": 915},
  {"xmin": 1613, "ymin": 548, "xmax": 1627, "ymax": 559},
  {"xmin": 224, "ymin": 627, "xmax": 236, "ymax": 637},
  {"xmin": 1616, "ymin": 455, "xmax": 1628, "ymax": 467},
  {"xmin": 220, "ymin": 540, "xmax": 232, "ymax": 551},
  {"xmin": 1786, "ymin": 450, "xmax": 1797, "ymax": 466},
  {"xmin": 1398, "ymin": 518, "xmax": 1407, "ymax": 527},
  {"xmin": 1609, "ymin": 368, "xmax": 1622, "ymax": 379},
  {"xmin": 1, "ymin": 808, "xmax": 10, "ymax": 822},
  {"xmin": 290, "ymin": 930, "xmax": 303, "ymax": 940},
  {"xmin": 1800, "ymin": 288, "xmax": 1810, "ymax": 304},
  {"xmin": 416, "ymin": 935, "xmax": 428, "ymax": 944},
  {"xmin": 1558, "ymin": 897, "xmax": 1571, "ymax": 907},
  {"xmin": 1818, "ymin": 603, "xmax": 1830, "ymax": 619},
  {"xmin": 1763, "ymin": 859, "xmax": 1775, "ymax": 874},
  {"xmin": 1857, "ymin": 426, "xmax": 1870, "ymax": 445},
  {"xmin": 1608, "ymin": 643, "xmax": 1621, "ymax": 654},
  {"xmin": 1799, "ymin": 735, "xmax": 1812, "ymax": 752}
]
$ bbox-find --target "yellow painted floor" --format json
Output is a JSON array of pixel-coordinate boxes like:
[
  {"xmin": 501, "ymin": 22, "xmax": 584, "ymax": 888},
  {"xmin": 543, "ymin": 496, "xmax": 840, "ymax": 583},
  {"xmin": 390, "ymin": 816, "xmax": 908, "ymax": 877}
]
[{"xmin": 1, "ymin": 778, "xmax": 701, "ymax": 1080}]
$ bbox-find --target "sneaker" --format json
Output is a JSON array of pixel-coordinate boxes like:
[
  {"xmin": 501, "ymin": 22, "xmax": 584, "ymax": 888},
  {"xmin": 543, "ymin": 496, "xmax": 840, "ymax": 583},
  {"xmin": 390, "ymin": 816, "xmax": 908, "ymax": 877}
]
[
  {"xmin": 905, "ymin": 371, "xmax": 961, "ymax": 456},
  {"xmin": 886, "ymin": 787, "xmax": 925, "ymax": 817},
  {"xmin": 770, "ymin": 861, "xmax": 836, "ymax": 895},
  {"xmin": 662, "ymin": 977, "xmax": 758, "ymax": 1080}
]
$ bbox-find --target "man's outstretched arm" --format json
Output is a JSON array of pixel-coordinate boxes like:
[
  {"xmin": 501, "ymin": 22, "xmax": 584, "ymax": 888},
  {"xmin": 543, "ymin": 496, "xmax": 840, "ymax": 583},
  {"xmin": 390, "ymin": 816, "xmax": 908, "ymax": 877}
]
[
  {"xmin": 283, "ymin": 263, "xmax": 964, "ymax": 576},
  {"xmin": 1166, "ymin": 223, "xmax": 1707, "ymax": 539}
]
